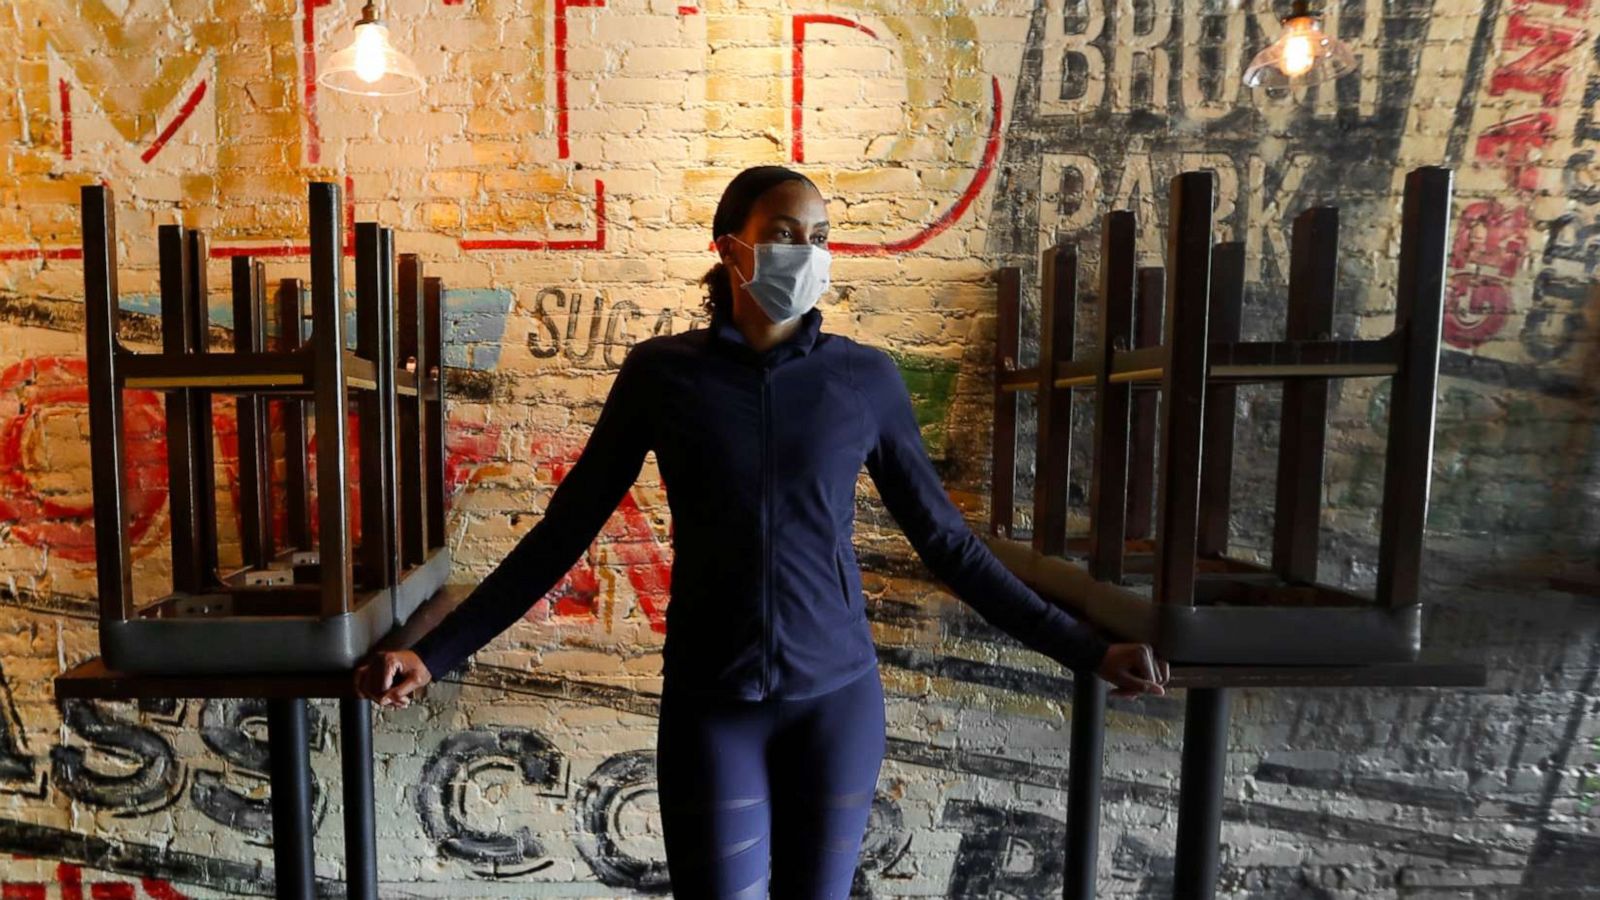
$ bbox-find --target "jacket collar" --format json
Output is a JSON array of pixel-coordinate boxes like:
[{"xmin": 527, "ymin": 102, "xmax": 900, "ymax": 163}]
[{"xmin": 708, "ymin": 301, "xmax": 823, "ymax": 367}]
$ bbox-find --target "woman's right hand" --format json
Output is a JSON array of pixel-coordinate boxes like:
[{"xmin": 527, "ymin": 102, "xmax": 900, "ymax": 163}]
[
  {"xmin": 353, "ymin": 650, "xmax": 433, "ymax": 709},
  {"xmin": 1095, "ymin": 642, "xmax": 1169, "ymax": 698}
]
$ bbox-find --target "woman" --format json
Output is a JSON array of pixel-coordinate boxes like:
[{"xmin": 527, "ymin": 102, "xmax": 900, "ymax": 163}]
[{"xmin": 355, "ymin": 165, "xmax": 1170, "ymax": 898}]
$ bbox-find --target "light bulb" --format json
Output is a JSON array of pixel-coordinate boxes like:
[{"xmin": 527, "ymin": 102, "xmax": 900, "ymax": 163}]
[
  {"xmin": 353, "ymin": 23, "xmax": 388, "ymax": 83},
  {"xmin": 318, "ymin": 4, "xmax": 424, "ymax": 97},
  {"xmin": 1282, "ymin": 30, "xmax": 1315, "ymax": 77},
  {"xmin": 1242, "ymin": 6, "xmax": 1358, "ymax": 89}
]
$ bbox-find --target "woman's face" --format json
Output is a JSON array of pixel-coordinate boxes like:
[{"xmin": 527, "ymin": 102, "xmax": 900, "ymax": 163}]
[{"xmin": 719, "ymin": 179, "xmax": 830, "ymax": 315}]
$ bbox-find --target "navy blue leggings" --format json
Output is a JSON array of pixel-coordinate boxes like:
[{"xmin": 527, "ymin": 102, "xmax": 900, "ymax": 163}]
[{"xmin": 654, "ymin": 665, "xmax": 886, "ymax": 899}]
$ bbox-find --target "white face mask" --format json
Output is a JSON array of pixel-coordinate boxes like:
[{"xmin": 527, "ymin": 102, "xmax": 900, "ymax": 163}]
[{"xmin": 728, "ymin": 236, "xmax": 832, "ymax": 325}]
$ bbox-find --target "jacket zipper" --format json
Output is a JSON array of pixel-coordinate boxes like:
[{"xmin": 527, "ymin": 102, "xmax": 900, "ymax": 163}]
[{"xmin": 760, "ymin": 364, "xmax": 773, "ymax": 699}]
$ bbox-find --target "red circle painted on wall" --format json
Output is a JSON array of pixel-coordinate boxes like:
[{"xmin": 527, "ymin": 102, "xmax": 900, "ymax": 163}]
[{"xmin": 0, "ymin": 356, "xmax": 168, "ymax": 562}]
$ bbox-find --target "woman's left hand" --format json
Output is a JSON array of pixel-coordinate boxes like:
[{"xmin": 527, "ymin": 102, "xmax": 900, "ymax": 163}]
[{"xmin": 1095, "ymin": 642, "xmax": 1170, "ymax": 698}]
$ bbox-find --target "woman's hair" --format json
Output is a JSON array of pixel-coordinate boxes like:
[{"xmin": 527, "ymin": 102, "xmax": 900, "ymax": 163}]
[{"xmin": 701, "ymin": 165, "xmax": 820, "ymax": 318}]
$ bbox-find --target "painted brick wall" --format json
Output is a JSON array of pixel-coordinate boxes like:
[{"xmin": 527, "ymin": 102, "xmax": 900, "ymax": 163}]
[{"xmin": 1, "ymin": 0, "xmax": 1598, "ymax": 896}]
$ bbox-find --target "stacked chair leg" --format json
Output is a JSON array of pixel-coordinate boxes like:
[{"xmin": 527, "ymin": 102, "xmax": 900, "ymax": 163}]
[
  {"xmin": 986, "ymin": 166, "xmax": 1454, "ymax": 666},
  {"xmin": 82, "ymin": 181, "xmax": 451, "ymax": 674}
]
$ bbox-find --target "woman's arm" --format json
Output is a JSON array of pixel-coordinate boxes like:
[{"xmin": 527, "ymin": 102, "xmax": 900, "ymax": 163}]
[
  {"xmin": 408, "ymin": 343, "xmax": 657, "ymax": 680},
  {"xmin": 858, "ymin": 345, "xmax": 1112, "ymax": 673}
]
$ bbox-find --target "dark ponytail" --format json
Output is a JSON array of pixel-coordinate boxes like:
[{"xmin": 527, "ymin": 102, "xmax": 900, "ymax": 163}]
[
  {"xmin": 701, "ymin": 262, "xmax": 732, "ymax": 319},
  {"xmin": 705, "ymin": 165, "xmax": 817, "ymax": 320}
]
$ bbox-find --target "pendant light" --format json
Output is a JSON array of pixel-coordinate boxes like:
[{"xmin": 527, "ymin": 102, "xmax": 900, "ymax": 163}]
[
  {"xmin": 319, "ymin": 1, "xmax": 424, "ymax": 97},
  {"xmin": 1243, "ymin": 0, "xmax": 1357, "ymax": 89}
]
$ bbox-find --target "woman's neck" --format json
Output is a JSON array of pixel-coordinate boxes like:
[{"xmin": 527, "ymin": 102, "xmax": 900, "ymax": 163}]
[{"xmin": 729, "ymin": 293, "xmax": 801, "ymax": 353}]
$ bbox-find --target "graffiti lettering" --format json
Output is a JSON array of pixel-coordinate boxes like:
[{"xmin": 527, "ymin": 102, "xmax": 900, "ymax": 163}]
[
  {"xmin": 1529, "ymin": 6, "xmax": 1600, "ymax": 364},
  {"xmin": 940, "ymin": 799, "xmax": 1065, "ymax": 896},
  {"xmin": 527, "ymin": 288, "xmax": 665, "ymax": 362},
  {"xmin": 191, "ymin": 699, "xmax": 327, "ymax": 841},
  {"xmin": 1039, "ymin": 151, "xmax": 1297, "ymax": 281},
  {"xmin": 1446, "ymin": 0, "xmax": 1591, "ymax": 348},
  {"xmin": 603, "ymin": 299, "xmax": 643, "ymax": 369},
  {"xmin": 1040, "ymin": 0, "xmax": 1391, "ymax": 119},
  {"xmin": 417, "ymin": 728, "xmax": 566, "ymax": 872},
  {"xmin": 1488, "ymin": 12, "xmax": 1587, "ymax": 106},
  {"xmin": 49, "ymin": 700, "xmax": 182, "ymax": 813},
  {"xmin": 571, "ymin": 749, "xmax": 670, "ymax": 890},
  {"xmin": 0, "ymin": 667, "xmax": 37, "ymax": 793}
]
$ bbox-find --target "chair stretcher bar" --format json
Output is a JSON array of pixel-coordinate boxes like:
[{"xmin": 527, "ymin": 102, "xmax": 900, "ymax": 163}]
[{"xmin": 995, "ymin": 337, "xmax": 1403, "ymax": 392}]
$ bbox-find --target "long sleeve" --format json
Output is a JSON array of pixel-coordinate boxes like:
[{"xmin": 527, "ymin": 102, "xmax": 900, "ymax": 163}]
[
  {"xmin": 859, "ymin": 346, "xmax": 1111, "ymax": 673},
  {"xmin": 410, "ymin": 344, "xmax": 656, "ymax": 680}
]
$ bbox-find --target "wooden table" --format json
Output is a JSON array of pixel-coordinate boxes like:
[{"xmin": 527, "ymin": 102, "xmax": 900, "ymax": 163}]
[
  {"xmin": 54, "ymin": 586, "xmax": 473, "ymax": 900},
  {"xmin": 1063, "ymin": 651, "xmax": 1489, "ymax": 900}
]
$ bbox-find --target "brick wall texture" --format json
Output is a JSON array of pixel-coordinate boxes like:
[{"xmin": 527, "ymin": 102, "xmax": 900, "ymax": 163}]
[{"xmin": 1, "ymin": 0, "xmax": 1598, "ymax": 896}]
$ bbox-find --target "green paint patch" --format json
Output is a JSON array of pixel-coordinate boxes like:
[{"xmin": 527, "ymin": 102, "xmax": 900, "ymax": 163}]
[
  {"xmin": 886, "ymin": 349, "xmax": 960, "ymax": 459},
  {"xmin": 1579, "ymin": 737, "xmax": 1600, "ymax": 816}
]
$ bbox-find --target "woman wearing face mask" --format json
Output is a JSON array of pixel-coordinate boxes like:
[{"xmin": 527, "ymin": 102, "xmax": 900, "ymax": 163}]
[{"xmin": 354, "ymin": 165, "xmax": 1169, "ymax": 898}]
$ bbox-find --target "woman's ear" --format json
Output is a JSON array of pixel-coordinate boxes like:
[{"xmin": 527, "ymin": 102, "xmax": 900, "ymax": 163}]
[{"xmin": 715, "ymin": 234, "xmax": 733, "ymax": 264}]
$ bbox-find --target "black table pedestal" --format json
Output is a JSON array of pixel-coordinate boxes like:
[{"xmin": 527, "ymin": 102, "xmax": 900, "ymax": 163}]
[
  {"xmin": 1064, "ymin": 670, "xmax": 1107, "ymax": 899},
  {"xmin": 266, "ymin": 698, "xmax": 317, "ymax": 900},
  {"xmin": 1173, "ymin": 687, "xmax": 1229, "ymax": 900}
]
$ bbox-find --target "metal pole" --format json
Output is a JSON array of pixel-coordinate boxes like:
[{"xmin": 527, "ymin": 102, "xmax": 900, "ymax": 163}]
[
  {"xmin": 1064, "ymin": 670, "xmax": 1107, "ymax": 899},
  {"xmin": 266, "ymin": 698, "xmax": 316, "ymax": 900},
  {"xmin": 1173, "ymin": 687, "xmax": 1230, "ymax": 900},
  {"xmin": 81, "ymin": 185, "xmax": 133, "ymax": 621},
  {"xmin": 341, "ymin": 697, "xmax": 379, "ymax": 900}
]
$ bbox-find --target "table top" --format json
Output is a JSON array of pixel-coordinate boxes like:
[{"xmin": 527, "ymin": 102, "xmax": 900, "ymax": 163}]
[
  {"xmin": 55, "ymin": 585, "xmax": 1488, "ymax": 699},
  {"xmin": 54, "ymin": 584, "xmax": 474, "ymax": 700},
  {"xmin": 1161, "ymin": 652, "xmax": 1488, "ymax": 689}
]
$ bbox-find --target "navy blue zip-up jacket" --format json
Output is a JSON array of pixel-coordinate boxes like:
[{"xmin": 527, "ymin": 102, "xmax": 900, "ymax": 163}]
[{"xmin": 410, "ymin": 301, "xmax": 1111, "ymax": 700}]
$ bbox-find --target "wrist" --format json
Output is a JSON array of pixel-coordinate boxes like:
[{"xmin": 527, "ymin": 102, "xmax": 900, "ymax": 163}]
[
  {"xmin": 405, "ymin": 649, "xmax": 434, "ymax": 680},
  {"xmin": 409, "ymin": 635, "xmax": 449, "ymax": 681}
]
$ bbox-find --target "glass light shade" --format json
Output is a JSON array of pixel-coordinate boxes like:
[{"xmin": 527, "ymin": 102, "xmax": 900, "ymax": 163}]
[
  {"xmin": 1243, "ymin": 15, "xmax": 1357, "ymax": 89},
  {"xmin": 319, "ymin": 21, "xmax": 423, "ymax": 97}
]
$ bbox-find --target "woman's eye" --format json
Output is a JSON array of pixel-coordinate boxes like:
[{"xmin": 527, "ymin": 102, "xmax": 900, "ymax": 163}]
[{"xmin": 812, "ymin": 235, "xmax": 828, "ymax": 245}]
